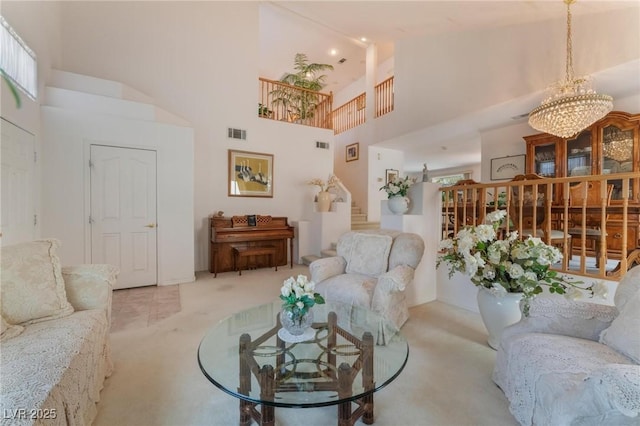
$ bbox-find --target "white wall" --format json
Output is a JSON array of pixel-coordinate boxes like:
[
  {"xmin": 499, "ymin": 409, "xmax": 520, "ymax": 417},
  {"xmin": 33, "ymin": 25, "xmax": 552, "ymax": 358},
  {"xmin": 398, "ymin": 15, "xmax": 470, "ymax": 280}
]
[
  {"xmin": 480, "ymin": 121, "xmax": 531, "ymax": 182},
  {"xmin": 380, "ymin": 182, "xmax": 441, "ymax": 306},
  {"xmin": 333, "ymin": 56, "xmax": 394, "ymax": 108},
  {"xmin": 368, "ymin": 146, "xmax": 404, "ymax": 222},
  {"xmin": 332, "ymin": 55, "xmax": 396, "ymax": 217},
  {"xmin": 334, "ymin": 125, "xmax": 368, "ymax": 213},
  {"xmin": 40, "ymin": 106, "xmax": 195, "ymax": 285},
  {"xmin": 0, "ymin": 2, "xmax": 63, "ymax": 243},
  {"xmin": 50, "ymin": 2, "xmax": 335, "ymax": 272},
  {"xmin": 393, "ymin": 7, "xmax": 640, "ymax": 138}
]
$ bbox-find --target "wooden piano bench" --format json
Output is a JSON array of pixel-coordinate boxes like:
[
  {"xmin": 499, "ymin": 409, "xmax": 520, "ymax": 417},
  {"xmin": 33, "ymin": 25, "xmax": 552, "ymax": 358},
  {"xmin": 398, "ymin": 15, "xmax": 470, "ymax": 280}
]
[{"xmin": 232, "ymin": 246, "xmax": 277, "ymax": 276}]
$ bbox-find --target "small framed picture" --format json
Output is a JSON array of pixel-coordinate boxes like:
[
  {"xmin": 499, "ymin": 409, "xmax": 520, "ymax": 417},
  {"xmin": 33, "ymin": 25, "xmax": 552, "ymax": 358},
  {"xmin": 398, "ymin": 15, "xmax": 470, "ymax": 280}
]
[
  {"xmin": 490, "ymin": 154, "xmax": 526, "ymax": 181},
  {"xmin": 385, "ymin": 169, "xmax": 399, "ymax": 184},
  {"xmin": 346, "ymin": 142, "xmax": 359, "ymax": 162},
  {"xmin": 228, "ymin": 149, "xmax": 273, "ymax": 197}
]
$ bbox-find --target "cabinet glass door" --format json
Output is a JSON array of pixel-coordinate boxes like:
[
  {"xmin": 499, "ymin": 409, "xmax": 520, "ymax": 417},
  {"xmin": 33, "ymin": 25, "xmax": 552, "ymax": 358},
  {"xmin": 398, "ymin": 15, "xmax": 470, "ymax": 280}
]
[
  {"xmin": 533, "ymin": 143, "xmax": 556, "ymax": 177},
  {"xmin": 602, "ymin": 125, "xmax": 634, "ymax": 200},
  {"xmin": 566, "ymin": 131, "xmax": 592, "ymax": 178}
]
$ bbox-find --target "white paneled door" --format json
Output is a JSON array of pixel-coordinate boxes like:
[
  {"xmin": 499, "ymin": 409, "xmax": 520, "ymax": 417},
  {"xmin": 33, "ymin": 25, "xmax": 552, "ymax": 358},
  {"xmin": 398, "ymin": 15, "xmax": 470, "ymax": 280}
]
[
  {"xmin": 1, "ymin": 118, "xmax": 35, "ymax": 246},
  {"xmin": 90, "ymin": 145, "xmax": 157, "ymax": 289}
]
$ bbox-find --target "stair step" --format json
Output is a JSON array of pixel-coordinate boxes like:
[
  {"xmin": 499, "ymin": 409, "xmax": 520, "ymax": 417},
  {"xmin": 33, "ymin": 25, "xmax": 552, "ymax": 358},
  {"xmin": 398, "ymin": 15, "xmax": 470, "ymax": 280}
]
[
  {"xmin": 351, "ymin": 206, "xmax": 361, "ymax": 214},
  {"xmin": 320, "ymin": 249, "xmax": 337, "ymax": 258},
  {"xmin": 352, "ymin": 222, "xmax": 380, "ymax": 230},
  {"xmin": 301, "ymin": 255, "xmax": 321, "ymax": 266},
  {"xmin": 351, "ymin": 213, "xmax": 367, "ymax": 222}
]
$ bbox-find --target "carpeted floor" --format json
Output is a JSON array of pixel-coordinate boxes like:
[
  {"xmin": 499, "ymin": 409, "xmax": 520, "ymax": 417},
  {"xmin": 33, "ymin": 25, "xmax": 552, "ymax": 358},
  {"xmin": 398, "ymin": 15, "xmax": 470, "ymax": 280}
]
[{"xmin": 95, "ymin": 265, "xmax": 518, "ymax": 426}]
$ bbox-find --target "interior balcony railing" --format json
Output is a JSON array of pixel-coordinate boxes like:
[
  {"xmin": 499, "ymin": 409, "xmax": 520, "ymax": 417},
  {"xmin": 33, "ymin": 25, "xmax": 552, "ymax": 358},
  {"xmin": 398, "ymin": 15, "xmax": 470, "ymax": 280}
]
[
  {"xmin": 374, "ymin": 76, "xmax": 394, "ymax": 118},
  {"xmin": 333, "ymin": 93, "xmax": 366, "ymax": 135},
  {"xmin": 332, "ymin": 76, "xmax": 395, "ymax": 135},
  {"xmin": 258, "ymin": 77, "xmax": 333, "ymax": 130},
  {"xmin": 440, "ymin": 173, "xmax": 640, "ymax": 281}
]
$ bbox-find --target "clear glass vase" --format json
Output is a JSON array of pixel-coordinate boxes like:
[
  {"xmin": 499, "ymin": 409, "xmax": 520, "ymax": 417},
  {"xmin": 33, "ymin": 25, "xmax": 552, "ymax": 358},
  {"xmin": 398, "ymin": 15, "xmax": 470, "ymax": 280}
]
[{"xmin": 280, "ymin": 308, "xmax": 314, "ymax": 336}]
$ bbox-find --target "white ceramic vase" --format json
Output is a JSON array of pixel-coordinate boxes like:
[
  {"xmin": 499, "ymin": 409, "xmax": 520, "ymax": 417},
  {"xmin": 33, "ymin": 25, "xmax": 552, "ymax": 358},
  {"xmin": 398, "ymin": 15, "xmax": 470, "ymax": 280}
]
[
  {"xmin": 317, "ymin": 191, "xmax": 331, "ymax": 212},
  {"xmin": 388, "ymin": 195, "xmax": 410, "ymax": 214},
  {"xmin": 476, "ymin": 288, "xmax": 523, "ymax": 350}
]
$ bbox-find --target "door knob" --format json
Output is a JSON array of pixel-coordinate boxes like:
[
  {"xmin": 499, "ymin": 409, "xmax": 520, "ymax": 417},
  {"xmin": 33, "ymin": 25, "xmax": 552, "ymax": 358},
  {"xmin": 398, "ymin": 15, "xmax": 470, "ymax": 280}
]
[{"xmin": 144, "ymin": 223, "xmax": 156, "ymax": 228}]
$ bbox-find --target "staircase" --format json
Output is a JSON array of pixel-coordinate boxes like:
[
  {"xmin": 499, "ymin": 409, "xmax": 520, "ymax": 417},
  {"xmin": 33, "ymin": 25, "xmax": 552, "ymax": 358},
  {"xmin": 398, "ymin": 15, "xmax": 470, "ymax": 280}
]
[
  {"xmin": 301, "ymin": 242, "xmax": 337, "ymax": 266},
  {"xmin": 301, "ymin": 202, "xmax": 378, "ymax": 266},
  {"xmin": 351, "ymin": 202, "xmax": 379, "ymax": 230}
]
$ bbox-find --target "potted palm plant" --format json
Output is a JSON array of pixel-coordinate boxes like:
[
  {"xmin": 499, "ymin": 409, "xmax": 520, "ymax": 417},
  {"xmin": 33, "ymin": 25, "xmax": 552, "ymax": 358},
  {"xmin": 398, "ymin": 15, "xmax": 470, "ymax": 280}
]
[
  {"xmin": 258, "ymin": 103, "xmax": 272, "ymax": 118},
  {"xmin": 271, "ymin": 53, "xmax": 333, "ymax": 121}
]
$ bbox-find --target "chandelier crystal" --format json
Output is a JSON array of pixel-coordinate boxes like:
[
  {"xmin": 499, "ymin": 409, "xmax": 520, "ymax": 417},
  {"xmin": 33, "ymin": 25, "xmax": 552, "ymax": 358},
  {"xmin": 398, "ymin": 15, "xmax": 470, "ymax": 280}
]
[
  {"xmin": 528, "ymin": 0, "xmax": 613, "ymax": 139},
  {"xmin": 603, "ymin": 127, "xmax": 633, "ymax": 162}
]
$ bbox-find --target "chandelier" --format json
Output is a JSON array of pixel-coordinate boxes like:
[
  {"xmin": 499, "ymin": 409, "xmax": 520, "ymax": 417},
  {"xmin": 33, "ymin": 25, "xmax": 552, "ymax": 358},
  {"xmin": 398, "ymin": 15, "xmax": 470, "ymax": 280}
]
[
  {"xmin": 528, "ymin": 0, "xmax": 613, "ymax": 139},
  {"xmin": 603, "ymin": 127, "xmax": 633, "ymax": 162}
]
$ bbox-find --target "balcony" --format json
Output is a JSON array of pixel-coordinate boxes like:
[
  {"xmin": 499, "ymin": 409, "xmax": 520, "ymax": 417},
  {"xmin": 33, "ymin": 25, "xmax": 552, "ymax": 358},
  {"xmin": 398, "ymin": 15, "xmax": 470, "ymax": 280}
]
[
  {"xmin": 333, "ymin": 76, "xmax": 394, "ymax": 135},
  {"xmin": 259, "ymin": 76, "xmax": 394, "ymax": 134},
  {"xmin": 258, "ymin": 77, "xmax": 332, "ymax": 130}
]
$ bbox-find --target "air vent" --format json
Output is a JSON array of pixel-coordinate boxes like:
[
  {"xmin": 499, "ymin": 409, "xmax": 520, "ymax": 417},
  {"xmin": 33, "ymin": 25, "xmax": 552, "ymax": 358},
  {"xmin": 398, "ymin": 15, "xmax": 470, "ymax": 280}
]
[
  {"xmin": 228, "ymin": 128, "xmax": 247, "ymax": 140},
  {"xmin": 338, "ymin": 58, "xmax": 347, "ymax": 64},
  {"xmin": 316, "ymin": 141, "xmax": 330, "ymax": 150}
]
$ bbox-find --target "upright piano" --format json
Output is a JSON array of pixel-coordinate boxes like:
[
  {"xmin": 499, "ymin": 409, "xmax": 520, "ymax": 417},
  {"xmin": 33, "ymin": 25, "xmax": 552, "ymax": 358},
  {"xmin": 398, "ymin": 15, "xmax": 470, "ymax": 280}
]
[{"xmin": 209, "ymin": 215, "xmax": 294, "ymax": 276}]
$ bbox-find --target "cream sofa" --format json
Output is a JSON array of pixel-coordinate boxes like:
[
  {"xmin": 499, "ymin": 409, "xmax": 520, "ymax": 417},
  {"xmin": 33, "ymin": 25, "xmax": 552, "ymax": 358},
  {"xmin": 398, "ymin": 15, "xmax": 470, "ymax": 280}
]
[
  {"xmin": 493, "ymin": 266, "xmax": 640, "ymax": 425},
  {"xmin": 309, "ymin": 230, "xmax": 425, "ymax": 328},
  {"xmin": 0, "ymin": 239, "xmax": 118, "ymax": 426}
]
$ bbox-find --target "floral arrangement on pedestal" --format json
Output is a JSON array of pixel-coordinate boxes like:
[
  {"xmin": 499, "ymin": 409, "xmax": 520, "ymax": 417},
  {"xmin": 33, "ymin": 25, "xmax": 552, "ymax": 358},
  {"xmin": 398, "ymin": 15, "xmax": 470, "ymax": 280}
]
[
  {"xmin": 279, "ymin": 275, "xmax": 325, "ymax": 335},
  {"xmin": 379, "ymin": 175, "xmax": 415, "ymax": 198},
  {"xmin": 308, "ymin": 174, "xmax": 340, "ymax": 192},
  {"xmin": 308, "ymin": 175, "xmax": 340, "ymax": 212},
  {"xmin": 436, "ymin": 209, "xmax": 606, "ymax": 316},
  {"xmin": 380, "ymin": 175, "xmax": 416, "ymax": 215}
]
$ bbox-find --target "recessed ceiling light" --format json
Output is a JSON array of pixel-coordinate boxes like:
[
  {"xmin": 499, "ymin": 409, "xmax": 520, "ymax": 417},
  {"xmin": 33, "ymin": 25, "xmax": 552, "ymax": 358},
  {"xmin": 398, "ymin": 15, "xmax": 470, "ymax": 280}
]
[
  {"xmin": 360, "ymin": 37, "xmax": 367, "ymax": 42},
  {"xmin": 329, "ymin": 49, "xmax": 337, "ymax": 56}
]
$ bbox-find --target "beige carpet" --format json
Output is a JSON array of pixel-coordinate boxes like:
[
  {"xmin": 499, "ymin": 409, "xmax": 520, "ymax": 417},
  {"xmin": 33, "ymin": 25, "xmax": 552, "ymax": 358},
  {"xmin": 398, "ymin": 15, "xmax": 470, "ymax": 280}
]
[{"xmin": 94, "ymin": 265, "xmax": 518, "ymax": 426}]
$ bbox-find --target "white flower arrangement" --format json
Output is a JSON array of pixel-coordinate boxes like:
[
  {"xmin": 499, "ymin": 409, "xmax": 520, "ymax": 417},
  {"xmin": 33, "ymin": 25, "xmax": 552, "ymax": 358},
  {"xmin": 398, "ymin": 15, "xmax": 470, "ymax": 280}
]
[
  {"xmin": 437, "ymin": 209, "xmax": 607, "ymax": 315},
  {"xmin": 280, "ymin": 275, "xmax": 325, "ymax": 319},
  {"xmin": 308, "ymin": 175, "xmax": 340, "ymax": 192},
  {"xmin": 379, "ymin": 175, "xmax": 415, "ymax": 198}
]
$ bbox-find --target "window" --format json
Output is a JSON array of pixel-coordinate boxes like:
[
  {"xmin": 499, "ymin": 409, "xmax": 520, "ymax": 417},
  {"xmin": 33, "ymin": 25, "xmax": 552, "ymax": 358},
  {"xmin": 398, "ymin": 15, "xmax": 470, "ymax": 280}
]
[
  {"xmin": 1, "ymin": 15, "xmax": 37, "ymax": 100},
  {"xmin": 431, "ymin": 172, "xmax": 471, "ymax": 186}
]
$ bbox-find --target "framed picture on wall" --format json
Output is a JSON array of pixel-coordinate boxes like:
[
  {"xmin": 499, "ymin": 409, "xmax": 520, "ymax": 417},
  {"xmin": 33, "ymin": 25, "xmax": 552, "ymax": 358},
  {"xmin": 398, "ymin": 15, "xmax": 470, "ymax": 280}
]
[
  {"xmin": 490, "ymin": 154, "xmax": 526, "ymax": 181},
  {"xmin": 346, "ymin": 142, "xmax": 359, "ymax": 162},
  {"xmin": 385, "ymin": 169, "xmax": 399, "ymax": 184},
  {"xmin": 228, "ymin": 149, "xmax": 273, "ymax": 197}
]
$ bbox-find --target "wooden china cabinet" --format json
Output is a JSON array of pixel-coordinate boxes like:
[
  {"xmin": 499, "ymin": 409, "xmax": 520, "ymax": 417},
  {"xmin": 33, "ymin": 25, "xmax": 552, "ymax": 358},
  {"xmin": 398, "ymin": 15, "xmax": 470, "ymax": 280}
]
[{"xmin": 523, "ymin": 111, "xmax": 640, "ymax": 258}]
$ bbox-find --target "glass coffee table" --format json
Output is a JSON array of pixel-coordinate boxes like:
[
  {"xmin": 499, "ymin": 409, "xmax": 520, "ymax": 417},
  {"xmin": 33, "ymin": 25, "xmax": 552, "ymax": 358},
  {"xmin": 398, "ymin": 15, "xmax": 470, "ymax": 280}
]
[{"xmin": 198, "ymin": 300, "xmax": 409, "ymax": 426}]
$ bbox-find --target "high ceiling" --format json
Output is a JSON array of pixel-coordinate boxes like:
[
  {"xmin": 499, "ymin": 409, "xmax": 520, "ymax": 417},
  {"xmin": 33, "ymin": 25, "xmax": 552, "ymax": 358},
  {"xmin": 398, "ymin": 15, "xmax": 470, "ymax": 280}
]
[{"xmin": 259, "ymin": 1, "xmax": 640, "ymax": 172}]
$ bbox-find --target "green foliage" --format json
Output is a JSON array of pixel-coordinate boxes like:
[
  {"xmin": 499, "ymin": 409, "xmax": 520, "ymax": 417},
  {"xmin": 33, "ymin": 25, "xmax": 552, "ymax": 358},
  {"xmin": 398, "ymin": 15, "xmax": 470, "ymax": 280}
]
[
  {"xmin": 436, "ymin": 209, "xmax": 606, "ymax": 316},
  {"xmin": 258, "ymin": 103, "xmax": 272, "ymax": 117},
  {"xmin": 279, "ymin": 275, "xmax": 325, "ymax": 321},
  {"xmin": 1, "ymin": 68, "xmax": 21, "ymax": 108},
  {"xmin": 271, "ymin": 53, "xmax": 334, "ymax": 120}
]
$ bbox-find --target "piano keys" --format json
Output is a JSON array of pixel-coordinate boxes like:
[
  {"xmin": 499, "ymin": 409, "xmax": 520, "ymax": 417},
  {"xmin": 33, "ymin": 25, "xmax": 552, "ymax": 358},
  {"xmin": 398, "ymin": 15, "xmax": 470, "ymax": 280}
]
[{"xmin": 209, "ymin": 215, "xmax": 294, "ymax": 277}]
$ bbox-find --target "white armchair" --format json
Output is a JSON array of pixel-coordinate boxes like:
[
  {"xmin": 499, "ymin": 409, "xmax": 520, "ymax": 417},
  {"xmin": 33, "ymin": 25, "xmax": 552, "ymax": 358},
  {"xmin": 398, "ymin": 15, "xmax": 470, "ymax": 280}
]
[
  {"xmin": 309, "ymin": 230, "xmax": 425, "ymax": 328},
  {"xmin": 492, "ymin": 266, "xmax": 640, "ymax": 425}
]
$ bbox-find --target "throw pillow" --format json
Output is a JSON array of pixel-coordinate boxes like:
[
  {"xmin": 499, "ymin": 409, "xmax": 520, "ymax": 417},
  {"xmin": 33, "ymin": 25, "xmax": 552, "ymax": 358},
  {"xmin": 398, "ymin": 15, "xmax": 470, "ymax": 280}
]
[
  {"xmin": 0, "ymin": 239, "xmax": 74, "ymax": 325},
  {"xmin": 345, "ymin": 233, "xmax": 392, "ymax": 277},
  {"xmin": 0, "ymin": 315, "xmax": 24, "ymax": 341},
  {"xmin": 600, "ymin": 289, "xmax": 640, "ymax": 363}
]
